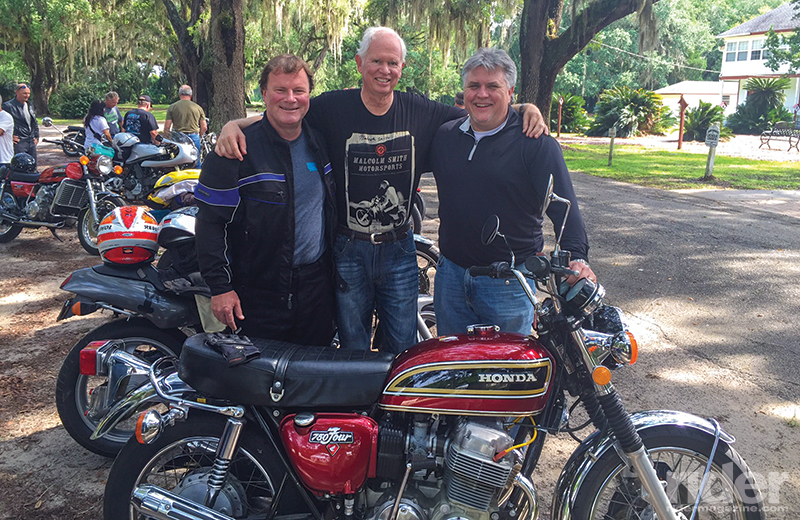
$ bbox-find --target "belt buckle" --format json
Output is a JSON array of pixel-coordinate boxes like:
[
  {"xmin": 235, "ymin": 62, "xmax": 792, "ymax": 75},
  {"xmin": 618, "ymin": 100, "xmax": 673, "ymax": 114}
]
[{"xmin": 370, "ymin": 232, "xmax": 383, "ymax": 244}]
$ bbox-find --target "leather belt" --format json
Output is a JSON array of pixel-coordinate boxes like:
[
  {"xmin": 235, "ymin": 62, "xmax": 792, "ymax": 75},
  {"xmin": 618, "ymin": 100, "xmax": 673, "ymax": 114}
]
[{"xmin": 338, "ymin": 222, "xmax": 411, "ymax": 244}]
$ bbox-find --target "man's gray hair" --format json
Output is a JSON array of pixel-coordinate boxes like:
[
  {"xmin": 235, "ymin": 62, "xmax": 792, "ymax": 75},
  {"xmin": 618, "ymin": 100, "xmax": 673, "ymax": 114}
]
[
  {"xmin": 462, "ymin": 48, "xmax": 517, "ymax": 91},
  {"xmin": 357, "ymin": 27, "xmax": 407, "ymax": 62},
  {"xmin": 105, "ymin": 91, "xmax": 119, "ymax": 101},
  {"xmin": 179, "ymin": 85, "xmax": 193, "ymax": 97}
]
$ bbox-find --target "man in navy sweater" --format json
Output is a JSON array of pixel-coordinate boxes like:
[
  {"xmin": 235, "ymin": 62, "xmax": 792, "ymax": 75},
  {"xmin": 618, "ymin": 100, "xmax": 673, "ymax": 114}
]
[{"xmin": 431, "ymin": 48, "xmax": 596, "ymax": 335}]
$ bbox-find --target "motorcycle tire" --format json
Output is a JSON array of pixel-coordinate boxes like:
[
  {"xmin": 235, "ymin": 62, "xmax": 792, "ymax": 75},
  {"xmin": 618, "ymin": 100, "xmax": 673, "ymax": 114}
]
[
  {"xmin": 573, "ymin": 424, "xmax": 765, "ymax": 520},
  {"xmin": 415, "ymin": 239, "xmax": 439, "ymax": 296},
  {"xmin": 55, "ymin": 318, "xmax": 187, "ymax": 458},
  {"xmin": 104, "ymin": 412, "xmax": 305, "ymax": 520},
  {"xmin": 62, "ymin": 131, "xmax": 84, "ymax": 157},
  {"xmin": 410, "ymin": 203, "xmax": 423, "ymax": 234},
  {"xmin": 77, "ymin": 197, "xmax": 124, "ymax": 255},
  {"xmin": 0, "ymin": 219, "xmax": 22, "ymax": 243}
]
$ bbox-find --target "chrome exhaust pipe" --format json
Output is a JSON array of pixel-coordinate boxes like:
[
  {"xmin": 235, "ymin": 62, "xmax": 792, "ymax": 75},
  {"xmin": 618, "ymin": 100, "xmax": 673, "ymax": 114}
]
[
  {"xmin": 132, "ymin": 484, "xmax": 235, "ymax": 520},
  {"xmin": 0, "ymin": 210, "xmax": 66, "ymax": 228}
]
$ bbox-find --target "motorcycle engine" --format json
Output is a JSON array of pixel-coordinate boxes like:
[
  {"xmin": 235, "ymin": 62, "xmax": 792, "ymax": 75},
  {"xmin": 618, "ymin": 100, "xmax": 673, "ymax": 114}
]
[
  {"xmin": 368, "ymin": 416, "xmax": 517, "ymax": 520},
  {"xmin": 25, "ymin": 185, "xmax": 58, "ymax": 221}
]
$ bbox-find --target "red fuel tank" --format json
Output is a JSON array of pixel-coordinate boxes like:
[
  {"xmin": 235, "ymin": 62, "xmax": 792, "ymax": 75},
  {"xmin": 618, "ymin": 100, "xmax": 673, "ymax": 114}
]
[
  {"xmin": 379, "ymin": 331, "xmax": 555, "ymax": 417},
  {"xmin": 38, "ymin": 163, "xmax": 81, "ymax": 184},
  {"xmin": 279, "ymin": 413, "xmax": 378, "ymax": 495}
]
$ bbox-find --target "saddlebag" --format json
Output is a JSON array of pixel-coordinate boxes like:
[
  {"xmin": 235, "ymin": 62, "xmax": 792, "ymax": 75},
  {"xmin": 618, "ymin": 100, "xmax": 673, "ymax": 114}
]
[{"xmin": 179, "ymin": 334, "xmax": 395, "ymax": 408}]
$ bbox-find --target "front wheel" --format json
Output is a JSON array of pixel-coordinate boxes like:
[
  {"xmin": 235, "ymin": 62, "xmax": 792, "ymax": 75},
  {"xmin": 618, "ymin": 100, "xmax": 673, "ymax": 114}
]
[
  {"xmin": 104, "ymin": 413, "xmax": 302, "ymax": 520},
  {"xmin": 77, "ymin": 197, "xmax": 124, "ymax": 255},
  {"xmin": 574, "ymin": 424, "xmax": 764, "ymax": 520},
  {"xmin": 55, "ymin": 318, "xmax": 186, "ymax": 457}
]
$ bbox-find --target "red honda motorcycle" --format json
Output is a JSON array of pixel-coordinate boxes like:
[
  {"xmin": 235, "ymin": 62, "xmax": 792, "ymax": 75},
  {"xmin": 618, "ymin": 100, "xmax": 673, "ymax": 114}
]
[
  {"xmin": 92, "ymin": 180, "xmax": 763, "ymax": 520},
  {"xmin": 0, "ymin": 149, "xmax": 124, "ymax": 254}
]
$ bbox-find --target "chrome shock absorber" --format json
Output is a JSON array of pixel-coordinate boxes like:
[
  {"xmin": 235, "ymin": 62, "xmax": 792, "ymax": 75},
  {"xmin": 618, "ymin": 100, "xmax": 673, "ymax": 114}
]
[{"xmin": 204, "ymin": 418, "xmax": 245, "ymax": 508}]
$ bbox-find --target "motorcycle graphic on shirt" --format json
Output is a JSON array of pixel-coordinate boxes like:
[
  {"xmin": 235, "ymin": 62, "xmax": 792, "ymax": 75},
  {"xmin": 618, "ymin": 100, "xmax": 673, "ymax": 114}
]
[{"xmin": 345, "ymin": 131, "xmax": 414, "ymax": 234}]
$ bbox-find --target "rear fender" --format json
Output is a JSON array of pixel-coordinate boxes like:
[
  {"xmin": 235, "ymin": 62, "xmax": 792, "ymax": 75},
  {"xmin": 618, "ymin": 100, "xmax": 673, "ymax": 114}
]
[
  {"xmin": 91, "ymin": 371, "xmax": 195, "ymax": 440},
  {"xmin": 551, "ymin": 410, "xmax": 736, "ymax": 520},
  {"xmin": 59, "ymin": 266, "xmax": 199, "ymax": 328}
]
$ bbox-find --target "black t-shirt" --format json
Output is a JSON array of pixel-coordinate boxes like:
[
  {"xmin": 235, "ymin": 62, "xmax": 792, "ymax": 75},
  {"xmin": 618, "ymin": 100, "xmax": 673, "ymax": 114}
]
[
  {"xmin": 306, "ymin": 90, "xmax": 463, "ymax": 234},
  {"xmin": 123, "ymin": 108, "xmax": 158, "ymax": 144}
]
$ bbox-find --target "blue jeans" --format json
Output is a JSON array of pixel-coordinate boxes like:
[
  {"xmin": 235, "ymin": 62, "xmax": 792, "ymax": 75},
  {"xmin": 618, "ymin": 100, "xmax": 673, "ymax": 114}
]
[
  {"xmin": 333, "ymin": 232, "xmax": 418, "ymax": 354},
  {"xmin": 434, "ymin": 255, "xmax": 534, "ymax": 336},
  {"xmin": 188, "ymin": 133, "xmax": 201, "ymax": 168}
]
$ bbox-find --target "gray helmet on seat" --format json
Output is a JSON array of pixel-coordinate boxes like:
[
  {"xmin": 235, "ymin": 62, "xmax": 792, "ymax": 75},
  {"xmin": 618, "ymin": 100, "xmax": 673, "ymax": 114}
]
[{"xmin": 113, "ymin": 132, "xmax": 140, "ymax": 148}]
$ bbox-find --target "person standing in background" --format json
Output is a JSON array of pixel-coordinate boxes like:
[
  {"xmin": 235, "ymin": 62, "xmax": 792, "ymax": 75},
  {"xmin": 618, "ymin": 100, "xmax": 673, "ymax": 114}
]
[
  {"xmin": 2, "ymin": 84, "xmax": 38, "ymax": 160},
  {"xmin": 123, "ymin": 95, "xmax": 159, "ymax": 144},
  {"xmin": 103, "ymin": 92, "xmax": 124, "ymax": 136},
  {"xmin": 0, "ymin": 95, "xmax": 15, "ymax": 166},
  {"xmin": 164, "ymin": 85, "xmax": 207, "ymax": 166}
]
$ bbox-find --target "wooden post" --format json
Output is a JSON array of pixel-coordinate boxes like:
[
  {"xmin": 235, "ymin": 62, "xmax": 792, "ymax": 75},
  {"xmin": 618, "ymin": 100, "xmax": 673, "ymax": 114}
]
[
  {"xmin": 608, "ymin": 126, "xmax": 616, "ymax": 166},
  {"xmin": 557, "ymin": 96, "xmax": 564, "ymax": 138},
  {"xmin": 678, "ymin": 95, "xmax": 689, "ymax": 150}
]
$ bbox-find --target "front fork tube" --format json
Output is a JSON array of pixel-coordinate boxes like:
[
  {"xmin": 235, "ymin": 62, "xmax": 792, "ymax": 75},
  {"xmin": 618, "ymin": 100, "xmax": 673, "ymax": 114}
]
[
  {"xmin": 85, "ymin": 180, "xmax": 100, "ymax": 222},
  {"xmin": 204, "ymin": 418, "xmax": 245, "ymax": 509},
  {"xmin": 570, "ymin": 328, "xmax": 681, "ymax": 520}
]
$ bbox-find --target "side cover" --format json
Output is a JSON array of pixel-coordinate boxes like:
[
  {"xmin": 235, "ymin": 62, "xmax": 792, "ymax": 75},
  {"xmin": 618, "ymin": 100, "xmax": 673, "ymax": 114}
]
[{"xmin": 279, "ymin": 413, "xmax": 378, "ymax": 495}]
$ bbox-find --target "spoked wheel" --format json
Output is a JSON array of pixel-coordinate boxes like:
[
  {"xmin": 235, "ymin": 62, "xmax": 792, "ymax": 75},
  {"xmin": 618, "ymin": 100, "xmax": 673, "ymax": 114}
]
[
  {"xmin": 77, "ymin": 198, "xmax": 124, "ymax": 255},
  {"xmin": 55, "ymin": 318, "xmax": 186, "ymax": 457},
  {"xmin": 575, "ymin": 425, "xmax": 765, "ymax": 520},
  {"xmin": 62, "ymin": 131, "xmax": 84, "ymax": 157},
  {"xmin": 104, "ymin": 413, "xmax": 302, "ymax": 520}
]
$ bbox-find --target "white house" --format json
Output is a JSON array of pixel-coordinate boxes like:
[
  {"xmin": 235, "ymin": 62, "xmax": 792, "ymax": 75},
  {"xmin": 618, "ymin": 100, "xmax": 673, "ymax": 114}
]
[
  {"xmin": 655, "ymin": 81, "xmax": 740, "ymax": 116},
  {"xmin": 718, "ymin": 3, "xmax": 800, "ymax": 114}
]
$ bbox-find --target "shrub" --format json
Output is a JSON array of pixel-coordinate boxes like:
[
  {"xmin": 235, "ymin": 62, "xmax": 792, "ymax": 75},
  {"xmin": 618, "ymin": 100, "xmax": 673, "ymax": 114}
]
[
  {"xmin": 50, "ymin": 84, "xmax": 99, "ymax": 119},
  {"xmin": 726, "ymin": 102, "xmax": 793, "ymax": 135},
  {"xmin": 587, "ymin": 86, "xmax": 672, "ymax": 137},
  {"xmin": 683, "ymin": 101, "xmax": 732, "ymax": 141},
  {"xmin": 550, "ymin": 92, "xmax": 590, "ymax": 133}
]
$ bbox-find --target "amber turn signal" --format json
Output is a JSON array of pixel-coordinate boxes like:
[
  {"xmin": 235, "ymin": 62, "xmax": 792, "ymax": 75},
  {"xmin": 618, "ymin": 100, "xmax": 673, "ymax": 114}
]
[
  {"xmin": 592, "ymin": 366, "xmax": 612, "ymax": 386},
  {"xmin": 79, "ymin": 155, "xmax": 90, "ymax": 165}
]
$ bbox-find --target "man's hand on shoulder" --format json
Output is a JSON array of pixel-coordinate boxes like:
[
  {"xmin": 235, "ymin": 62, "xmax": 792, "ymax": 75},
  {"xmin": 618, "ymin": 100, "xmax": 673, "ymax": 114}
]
[
  {"xmin": 520, "ymin": 103, "xmax": 548, "ymax": 139},
  {"xmin": 216, "ymin": 116, "xmax": 262, "ymax": 161}
]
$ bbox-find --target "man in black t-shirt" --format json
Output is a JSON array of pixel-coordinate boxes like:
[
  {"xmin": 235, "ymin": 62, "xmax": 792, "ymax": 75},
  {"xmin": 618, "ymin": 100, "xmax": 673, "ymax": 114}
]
[
  {"xmin": 216, "ymin": 27, "xmax": 547, "ymax": 354},
  {"xmin": 123, "ymin": 95, "xmax": 159, "ymax": 144}
]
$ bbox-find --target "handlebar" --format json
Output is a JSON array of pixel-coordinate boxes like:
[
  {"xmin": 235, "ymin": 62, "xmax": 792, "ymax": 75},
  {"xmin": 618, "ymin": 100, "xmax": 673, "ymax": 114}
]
[
  {"xmin": 470, "ymin": 258, "xmax": 580, "ymax": 280},
  {"xmin": 468, "ymin": 262, "xmax": 513, "ymax": 278}
]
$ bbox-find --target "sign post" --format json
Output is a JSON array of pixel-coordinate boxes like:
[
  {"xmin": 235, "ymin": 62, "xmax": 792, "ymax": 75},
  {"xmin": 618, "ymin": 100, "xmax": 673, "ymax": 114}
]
[
  {"xmin": 678, "ymin": 95, "xmax": 689, "ymax": 150},
  {"xmin": 608, "ymin": 126, "xmax": 616, "ymax": 166},
  {"xmin": 704, "ymin": 123, "xmax": 720, "ymax": 179},
  {"xmin": 557, "ymin": 96, "xmax": 564, "ymax": 137}
]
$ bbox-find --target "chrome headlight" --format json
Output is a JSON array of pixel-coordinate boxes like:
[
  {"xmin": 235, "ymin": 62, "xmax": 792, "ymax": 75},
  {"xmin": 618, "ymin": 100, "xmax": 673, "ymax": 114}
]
[{"xmin": 96, "ymin": 155, "xmax": 113, "ymax": 175}]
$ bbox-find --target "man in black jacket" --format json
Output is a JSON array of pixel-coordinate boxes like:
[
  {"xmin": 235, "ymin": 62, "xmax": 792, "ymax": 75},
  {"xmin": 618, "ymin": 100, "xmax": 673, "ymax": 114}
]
[
  {"xmin": 431, "ymin": 48, "xmax": 596, "ymax": 335},
  {"xmin": 195, "ymin": 55, "xmax": 336, "ymax": 346},
  {"xmin": 2, "ymin": 84, "xmax": 38, "ymax": 160}
]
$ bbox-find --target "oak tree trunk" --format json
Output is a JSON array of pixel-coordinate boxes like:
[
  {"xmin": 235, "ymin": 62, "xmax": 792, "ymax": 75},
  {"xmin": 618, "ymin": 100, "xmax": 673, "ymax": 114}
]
[{"xmin": 209, "ymin": 0, "xmax": 246, "ymax": 128}]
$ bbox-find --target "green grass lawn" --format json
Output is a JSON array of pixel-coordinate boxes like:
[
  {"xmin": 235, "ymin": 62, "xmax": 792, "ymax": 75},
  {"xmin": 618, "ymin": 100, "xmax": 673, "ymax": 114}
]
[{"xmin": 562, "ymin": 143, "xmax": 800, "ymax": 190}]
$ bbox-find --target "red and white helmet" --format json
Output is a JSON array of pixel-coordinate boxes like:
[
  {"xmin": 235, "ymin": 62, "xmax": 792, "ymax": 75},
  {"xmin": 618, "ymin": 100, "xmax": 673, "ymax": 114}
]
[{"xmin": 97, "ymin": 206, "xmax": 159, "ymax": 265}]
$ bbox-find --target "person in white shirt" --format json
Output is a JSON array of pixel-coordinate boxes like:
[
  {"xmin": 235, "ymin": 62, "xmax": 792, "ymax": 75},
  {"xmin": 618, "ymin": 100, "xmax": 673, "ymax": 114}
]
[
  {"xmin": 83, "ymin": 100, "xmax": 113, "ymax": 154},
  {"xmin": 0, "ymin": 95, "xmax": 14, "ymax": 165}
]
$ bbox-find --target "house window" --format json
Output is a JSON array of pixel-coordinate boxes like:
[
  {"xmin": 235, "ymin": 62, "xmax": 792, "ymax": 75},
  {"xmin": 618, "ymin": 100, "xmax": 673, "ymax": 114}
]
[
  {"xmin": 725, "ymin": 42, "xmax": 737, "ymax": 62},
  {"xmin": 751, "ymin": 40, "xmax": 764, "ymax": 60},
  {"xmin": 737, "ymin": 41, "xmax": 749, "ymax": 61}
]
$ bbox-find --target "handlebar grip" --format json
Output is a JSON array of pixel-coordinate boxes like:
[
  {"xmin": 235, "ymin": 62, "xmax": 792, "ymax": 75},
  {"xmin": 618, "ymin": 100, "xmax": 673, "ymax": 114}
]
[{"xmin": 468, "ymin": 266, "xmax": 493, "ymax": 277}]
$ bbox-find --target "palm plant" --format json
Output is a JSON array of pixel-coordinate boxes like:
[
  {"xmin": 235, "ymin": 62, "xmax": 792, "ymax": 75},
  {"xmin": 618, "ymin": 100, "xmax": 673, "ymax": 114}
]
[
  {"xmin": 743, "ymin": 77, "xmax": 791, "ymax": 116},
  {"xmin": 683, "ymin": 101, "xmax": 732, "ymax": 142},
  {"xmin": 587, "ymin": 86, "xmax": 671, "ymax": 137}
]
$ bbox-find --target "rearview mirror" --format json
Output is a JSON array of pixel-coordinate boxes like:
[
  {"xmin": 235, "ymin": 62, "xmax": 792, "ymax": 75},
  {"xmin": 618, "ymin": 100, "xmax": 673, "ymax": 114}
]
[
  {"xmin": 541, "ymin": 175, "xmax": 554, "ymax": 215},
  {"xmin": 42, "ymin": 117, "xmax": 53, "ymax": 128},
  {"xmin": 480, "ymin": 215, "xmax": 500, "ymax": 246}
]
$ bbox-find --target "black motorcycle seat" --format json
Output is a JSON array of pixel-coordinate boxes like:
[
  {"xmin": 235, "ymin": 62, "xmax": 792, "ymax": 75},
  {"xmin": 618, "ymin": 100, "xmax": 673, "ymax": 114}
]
[
  {"xmin": 179, "ymin": 334, "xmax": 395, "ymax": 409},
  {"xmin": 5, "ymin": 169, "xmax": 40, "ymax": 183},
  {"xmin": 93, "ymin": 263, "xmax": 166, "ymax": 291},
  {"xmin": 67, "ymin": 125, "xmax": 84, "ymax": 132}
]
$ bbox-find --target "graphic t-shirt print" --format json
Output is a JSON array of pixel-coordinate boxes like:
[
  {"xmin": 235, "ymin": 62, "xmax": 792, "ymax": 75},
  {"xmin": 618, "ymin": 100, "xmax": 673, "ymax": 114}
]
[{"xmin": 344, "ymin": 131, "xmax": 414, "ymax": 233}]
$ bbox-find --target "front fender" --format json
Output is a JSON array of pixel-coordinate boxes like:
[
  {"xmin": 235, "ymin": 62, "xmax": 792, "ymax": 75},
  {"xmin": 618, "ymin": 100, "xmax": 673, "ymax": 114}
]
[
  {"xmin": 551, "ymin": 410, "xmax": 735, "ymax": 520},
  {"xmin": 91, "ymin": 372, "xmax": 195, "ymax": 440}
]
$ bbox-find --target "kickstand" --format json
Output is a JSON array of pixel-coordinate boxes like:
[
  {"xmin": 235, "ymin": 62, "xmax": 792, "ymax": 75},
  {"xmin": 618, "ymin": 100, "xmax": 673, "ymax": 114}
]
[{"xmin": 49, "ymin": 228, "xmax": 64, "ymax": 242}]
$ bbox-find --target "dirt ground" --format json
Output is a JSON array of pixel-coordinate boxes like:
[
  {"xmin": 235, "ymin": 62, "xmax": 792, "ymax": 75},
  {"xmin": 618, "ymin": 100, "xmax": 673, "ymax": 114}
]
[{"xmin": 0, "ymin": 133, "xmax": 798, "ymax": 518}]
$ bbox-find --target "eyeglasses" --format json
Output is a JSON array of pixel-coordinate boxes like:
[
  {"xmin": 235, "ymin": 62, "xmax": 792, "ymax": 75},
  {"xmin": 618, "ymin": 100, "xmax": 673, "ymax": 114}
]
[{"xmin": 16, "ymin": 84, "xmax": 29, "ymax": 91}]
